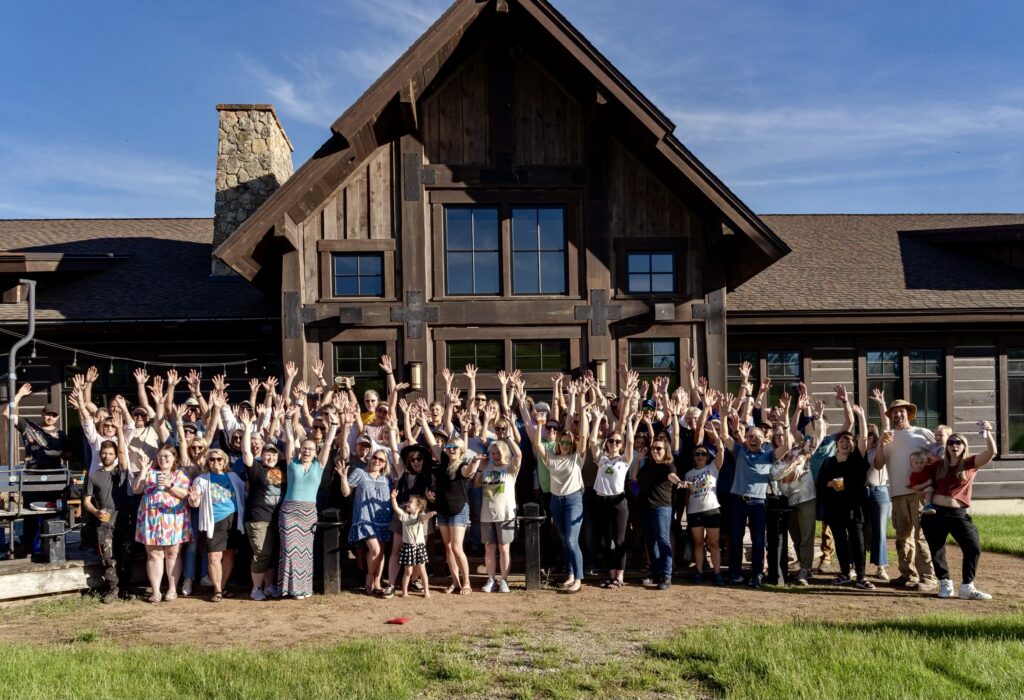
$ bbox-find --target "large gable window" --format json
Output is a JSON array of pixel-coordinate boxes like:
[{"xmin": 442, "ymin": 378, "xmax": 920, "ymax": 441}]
[
  {"xmin": 626, "ymin": 251, "xmax": 676, "ymax": 294},
  {"xmin": 511, "ymin": 207, "xmax": 566, "ymax": 295},
  {"xmin": 445, "ymin": 207, "xmax": 500, "ymax": 295},
  {"xmin": 332, "ymin": 253, "xmax": 383, "ymax": 297}
]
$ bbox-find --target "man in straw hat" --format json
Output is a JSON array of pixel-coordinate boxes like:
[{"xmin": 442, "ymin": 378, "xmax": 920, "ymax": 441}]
[{"xmin": 873, "ymin": 398, "xmax": 937, "ymax": 590}]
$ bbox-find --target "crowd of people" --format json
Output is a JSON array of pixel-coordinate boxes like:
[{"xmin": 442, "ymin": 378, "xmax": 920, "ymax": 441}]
[{"xmin": 5, "ymin": 355, "xmax": 997, "ymax": 603}]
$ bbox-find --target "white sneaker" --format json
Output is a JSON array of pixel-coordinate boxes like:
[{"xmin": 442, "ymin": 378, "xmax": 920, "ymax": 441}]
[
  {"xmin": 959, "ymin": 582, "xmax": 992, "ymax": 600},
  {"xmin": 181, "ymin": 578, "xmax": 193, "ymax": 597},
  {"xmin": 250, "ymin": 587, "xmax": 267, "ymax": 601},
  {"xmin": 200, "ymin": 575, "xmax": 214, "ymax": 588},
  {"xmin": 937, "ymin": 578, "xmax": 955, "ymax": 599},
  {"xmin": 498, "ymin": 579, "xmax": 511, "ymax": 594},
  {"xmin": 481, "ymin": 578, "xmax": 495, "ymax": 593},
  {"xmin": 264, "ymin": 584, "xmax": 280, "ymax": 598},
  {"xmin": 293, "ymin": 594, "xmax": 308, "ymax": 600}
]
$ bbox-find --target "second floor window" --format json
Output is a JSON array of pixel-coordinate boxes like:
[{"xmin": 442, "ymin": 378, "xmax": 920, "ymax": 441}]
[
  {"xmin": 332, "ymin": 253, "xmax": 384, "ymax": 297},
  {"xmin": 445, "ymin": 207, "xmax": 500, "ymax": 295},
  {"xmin": 626, "ymin": 251, "xmax": 676, "ymax": 294}
]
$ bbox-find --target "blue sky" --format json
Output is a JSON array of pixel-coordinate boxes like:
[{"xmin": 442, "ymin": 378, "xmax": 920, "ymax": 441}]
[{"xmin": 2, "ymin": 0, "xmax": 1022, "ymax": 218}]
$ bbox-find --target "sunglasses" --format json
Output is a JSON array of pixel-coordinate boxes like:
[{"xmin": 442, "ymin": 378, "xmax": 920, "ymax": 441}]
[
  {"xmin": 444, "ymin": 444, "xmax": 459, "ymax": 450},
  {"xmin": 311, "ymin": 425, "xmax": 325, "ymax": 431},
  {"xmin": 557, "ymin": 440, "xmax": 573, "ymax": 445},
  {"xmin": 208, "ymin": 457, "xmax": 225, "ymax": 463},
  {"xmin": 369, "ymin": 456, "xmax": 386, "ymax": 463},
  {"xmin": 947, "ymin": 439, "xmax": 964, "ymax": 446},
  {"xmin": 694, "ymin": 451, "xmax": 708, "ymax": 456},
  {"xmin": 184, "ymin": 427, "xmax": 197, "ymax": 434},
  {"xmin": 606, "ymin": 438, "xmax": 623, "ymax": 444},
  {"xmin": 408, "ymin": 455, "xmax": 423, "ymax": 461},
  {"xmin": 651, "ymin": 446, "xmax": 666, "ymax": 451}
]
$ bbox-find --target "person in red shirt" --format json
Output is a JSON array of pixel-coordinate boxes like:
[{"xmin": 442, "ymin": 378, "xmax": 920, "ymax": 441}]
[{"xmin": 920, "ymin": 421, "xmax": 996, "ymax": 600}]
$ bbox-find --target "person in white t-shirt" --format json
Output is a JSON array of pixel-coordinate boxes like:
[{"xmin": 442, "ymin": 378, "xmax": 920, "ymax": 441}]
[
  {"xmin": 475, "ymin": 436, "xmax": 522, "ymax": 593},
  {"xmin": 874, "ymin": 399, "xmax": 937, "ymax": 590},
  {"xmin": 681, "ymin": 422, "xmax": 726, "ymax": 585}
]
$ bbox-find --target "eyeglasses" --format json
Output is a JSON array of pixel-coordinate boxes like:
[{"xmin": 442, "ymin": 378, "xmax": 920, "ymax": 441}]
[
  {"xmin": 694, "ymin": 451, "xmax": 708, "ymax": 457},
  {"xmin": 947, "ymin": 439, "xmax": 964, "ymax": 446},
  {"xmin": 208, "ymin": 457, "xmax": 225, "ymax": 463},
  {"xmin": 651, "ymin": 446, "xmax": 666, "ymax": 452},
  {"xmin": 369, "ymin": 456, "xmax": 386, "ymax": 464},
  {"xmin": 557, "ymin": 440, "xmax": 573, "ymax": 445},
  {"xmin": 606, "ymin": 438, "xmax": 623, "ymax": 444}
]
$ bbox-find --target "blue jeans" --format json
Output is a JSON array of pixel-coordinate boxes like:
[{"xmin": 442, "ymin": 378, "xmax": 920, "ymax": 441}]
[
  {"xmin": 729, "ymin": 496, "xmax": 766, "ymax": 578},
  {"xmin": 644, "ymin": 506, "xmax": 673, "ymax": 581},
  {"xmin": 866, "ymin": 485, "xmax": 891, "ymax": 566},
  {"xmin": 550, "ymin": 490, "xmax": 585, "ymax": 580}
]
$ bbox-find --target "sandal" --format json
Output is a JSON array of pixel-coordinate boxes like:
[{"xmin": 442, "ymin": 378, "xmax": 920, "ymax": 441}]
[
  {"xmin": 459, "ymin": 585, "xmax": 472, "ymax": 595},
  {"xmin": 163, "ymin": 591, "xmax": 178, "ymax": 602},
  {"xmin": 147, "ymin": 593, "xmax": 162, "ymax": 604},
  {"xmin": 444, "ymin": 583, "xmax": 459, "ymax": 595},
  {"xmin": 211, "ymin": 592, "xmax": 223, "ymax": 603},
  {"xmin": 600, "ymin": 579, "xmax": 615, "ymax": 589}
]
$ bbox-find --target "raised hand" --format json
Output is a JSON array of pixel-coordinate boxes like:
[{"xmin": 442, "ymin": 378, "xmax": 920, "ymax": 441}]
[
  {"xmin": 440, "ymin": 367, "xmax": 453, "ymax": 385},
  {"xmin": 249, "ymin": 377, "xmax": 260, "ymax": 393},
  {"xmin": 497, "ymin": 370, "xmax": 509, "ymax": 386},
  {"xmin": 211, "ymin": 374, "xmax": 227, "ymax": 392},
  {"xmin": 394, "ymin": 382, "xmax": 410, "ymax": 392},
  {"xmin": 133, "ymin": 367, "xmax": 149, "ymax": 385},
  {"xmin": 739, "ymin": 360, "xmax": 752, "ymax": 380},
  {"xmin": 870, "ymin": 388, "xmax": 886, "ymax": 405},
  {"xmin": 759, "ymin": 378, "xmax": 772, "ymax": 394},
  {"xmin": 695, "ymin": 376, "xmax": 707, "ymax": 396},
  {"xmin": 312, "ymin": 358, "xmax": 326, "ymax": 379},
  {"xmin": 378, "ymin": 355, "xmax": 393, "ymax": 374},
  {"xmin": 833, "ymin": 384, "xmax": 849, "ymax": 403},
  {"xmin": 464, "ymin": 364, "xmax": 477, "ymax": 379},
  {"xmin": 284, "ymin": 361, "xmax": 298, "ymax": 380},
  {"xmin": 85, "ymin": 366, "xmax": 99, "ymax": 383},
  {"xmin": 779, "ymin": 391, "xmax": 791, "ymax": 410},
  {"xmin": 166, "ymin": 368, "xmax": 180, "ymax": 387},
  {"xmin": 263, "ymin": 376, "xmax": 279, "ymax": 393},
  {"xmin": 335, "ymin": 460, "xmax": 350, "ymax": 478},
  {"xmin": 187, "ymin": 369, "xmax": 202, "ymax": 391}
]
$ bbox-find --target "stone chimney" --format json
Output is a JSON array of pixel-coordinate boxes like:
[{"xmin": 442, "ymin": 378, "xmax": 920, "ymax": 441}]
[{"xmin": 212, "ymin": 104, "xmax": 294, "ymax": 275}]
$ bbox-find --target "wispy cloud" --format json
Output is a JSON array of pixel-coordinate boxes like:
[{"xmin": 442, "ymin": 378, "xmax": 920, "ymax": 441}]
[
  {"xmin": 317, "ymin": 0, "xmax": 449, "ymax": 39},
  {"xmin": 0, "ymin": 136, "xmax": 210, "ymax": 218}
]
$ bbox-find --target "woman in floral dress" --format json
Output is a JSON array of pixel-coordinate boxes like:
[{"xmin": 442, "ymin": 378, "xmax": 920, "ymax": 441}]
[{"xmin": 134, "ymin": 445, "xmax": 192, "ymax": 603}]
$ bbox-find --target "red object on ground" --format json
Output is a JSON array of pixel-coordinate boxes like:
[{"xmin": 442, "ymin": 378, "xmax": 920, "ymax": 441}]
[{"xmin": 386, "ymin": 617, "xmax": 410, "ymax": 625}]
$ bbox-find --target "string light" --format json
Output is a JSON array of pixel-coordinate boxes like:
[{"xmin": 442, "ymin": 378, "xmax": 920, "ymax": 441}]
[
  {"xmin": 0, "ymin": 328, "xmax": 256, "ymax": 370},
  {"xmin": 244, "ymin": 362, "xmax": 249, "ymax": 376},
  {"xmin": 108, "ymin": 359, "xmax": 114, "ymax": 374},
  {"xmin": 30, "ymin": 342, "xmax": 37, "ymax": 359}
]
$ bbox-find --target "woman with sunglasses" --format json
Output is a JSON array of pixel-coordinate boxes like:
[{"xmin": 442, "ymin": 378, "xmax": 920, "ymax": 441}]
[
  {"xmin": 521, "ymin": 382, "xmax": 589, "ymax": 593},
  {"xmin": 240, "ymin": 412, "xmax": 285, "ymax": 600},
  {"xmin": 278, "ymin": 406, "xmax": 337, "ymax": 599},
  {"xmin": 589, "ymin": 396, "xmax": 637, "ymax": 589},
  {"xmin": 187, "ymin": 448, "xmax": 246, "ymax": 602},
  {"xmin": 339, "ymin": 447, "xmax": 393, "ymax": 596},
  {"xmin": 385, "ymin": 438, "xmax": 435, "ymax": 598},
  {"xmin": 133, "ymin": 446, "xmax": 192, "ymax": 603},
  {"xmin": 632, "ymin": 435, "xmax": 686, "ymax": 590},
  {"xmin": 922, "ymin": 423, "xmax": 996, "ymax": 600},
  {"xmin": 682, "ymin": 422, "xmax": 726, "ymax": 585},
  {"xmin": 421, "ymin": 413, "xmax": 479, "ymax": 593}
]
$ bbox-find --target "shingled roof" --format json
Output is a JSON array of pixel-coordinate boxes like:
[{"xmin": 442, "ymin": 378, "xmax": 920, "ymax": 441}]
[
  {"xmin": 0, "ymin": 218, "xmax": 269, "ymax": 323},
  {"xmin": 732, "ymin": 213, "xmax": 1024, "ymax": 315}
]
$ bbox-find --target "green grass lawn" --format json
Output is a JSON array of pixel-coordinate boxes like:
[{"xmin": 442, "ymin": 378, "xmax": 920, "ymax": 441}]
[
  {"xmin": 814, "ymin": 514, "xmax": 1022, "ymax": 556},
  {"xmin": 3, "ymin": 613, "xmax": 1023, "ymax": 700}
]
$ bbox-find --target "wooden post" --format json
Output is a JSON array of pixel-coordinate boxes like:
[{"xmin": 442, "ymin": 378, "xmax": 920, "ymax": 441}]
[
  {"xmin": 520, "ymin": 502, "xmax": 544, "ymax": 590},
  {"xmin": 317, "ymin": 508, "xmax": 342, "ymax": 595}
]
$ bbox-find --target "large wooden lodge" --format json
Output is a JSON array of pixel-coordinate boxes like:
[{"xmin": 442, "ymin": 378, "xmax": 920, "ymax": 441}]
[{"xmin": 3, "ymin": 0, "xmax": 1024, "ymax": 499}]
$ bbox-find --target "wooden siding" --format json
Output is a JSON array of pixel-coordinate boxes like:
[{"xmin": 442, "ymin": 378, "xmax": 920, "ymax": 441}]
[
  {"xmin": 512, "ymin": 57, "xmax": 584, "ymax": 166},
  {"xmin": 809, "ymin": 357, "xmax": 855, "ymax": 428},
  {"xmin": 607, "ymin": 137, "xmax": 698, "ymax": 240},
  {"xmin": 952, "ymin": 352, "xmax": 998, "ymax": 449},
  {"xmin": 422, "ymin": 48, "xmax": 491, "ymax": 166}
]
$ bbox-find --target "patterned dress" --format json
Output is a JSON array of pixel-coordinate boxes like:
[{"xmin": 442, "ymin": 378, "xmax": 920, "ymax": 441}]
[{"xmin": 135, "ymin": 469, "xmax": 192, "ymax": 546}]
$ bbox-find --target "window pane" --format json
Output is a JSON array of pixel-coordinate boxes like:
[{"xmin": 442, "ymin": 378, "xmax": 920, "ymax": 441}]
[
  {"xmin": 911, "ymin": 378, "xmax": 941, "ymax": 431},
  {"xmin": 1009, "ymin": 349, "xmax": 1024, "ymax": 375},
  {"xmin": 446, "ymin": 252, "xmax": 474, "ymax": 295},
  {"xmin": 650, "ymin": 273, "xmax": 674, "ymax": 293},
  {"xmin": 474, "ymin": 253, "xmax": 500, "ymax": 294},
  {"xmin": 909, "ymin": 349, "xmax": 941, "ymax": 376},
  {"xmin": 446, "ymin": 208, "xmax": 473, "ymax": 250},
  {"xmin": 540, "ymin": 342, "xmax": 569, "ymax": 371},
  {"xmin": 335, "ymin": 277, "xmax": 358, "ymax": 296},
  {"xmin": 361, "ymin": 277, "xmax": 383, "ymax": 296},
  {"xmin": 766, "ymin": 351, "xmax": 801, "ymax": 407},
  {"xmin": 627, "ymin": 254, "xmax": 650, "ymax": 274},
  {"xmin": 334, "ymin": 255, "xmax": 357, "ymax": 275},
  {"xmin": 628, "ymin": 274, "xmax": 650, "ymax": 293},
  {"xmin": 650, "ymin": 254, "xmax": 674, "ymax": 273},
  {"xmin": 473, "ymin": 208, "xmax": 500, "ymax": 250},
  {"xmin": 511, "ymin": 208, "xmax": 537, "ymax": 250},
  {"xmin": 867, "ymin": 350, "xmax": 900, "ymax": 377},
  {"xmin": 513, "ymin": 252, "xmax": 538, "ymax": 294},
  {"xmin": 448, "ymin": 342, "xmax": 503, "ymax": 372},
  {"xmin": 359, "ymin": 255, "xmax": 382, "ymax": 276},
  {"xmin": 539, "ymin": 252, "xmax": 565, "ymax": 294},
  {"xmin": 537, "ymin": 208, "xmax": 565, "ymax": 250}
]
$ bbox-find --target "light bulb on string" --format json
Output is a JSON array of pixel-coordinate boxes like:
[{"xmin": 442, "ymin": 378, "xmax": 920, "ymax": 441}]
[
  {"xmin": 72, "ymin": 351, "xmax": 78, "ymax": 368},
  {"xmin": 244, "ymin": 362, "xmax": 249, "ymax": 376},
  {"xmin": 109, "ymin": 359, "xmax": 114, "ymax": 375},
  {"xmin": 30, "ymin": 342, "xmax": 36, "ymax": 359}
]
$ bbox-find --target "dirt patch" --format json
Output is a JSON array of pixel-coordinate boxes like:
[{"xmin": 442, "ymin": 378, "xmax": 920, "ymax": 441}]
[{"xmin": 2, "ymin": 547, "xmax": 1020, "ymax": 650}]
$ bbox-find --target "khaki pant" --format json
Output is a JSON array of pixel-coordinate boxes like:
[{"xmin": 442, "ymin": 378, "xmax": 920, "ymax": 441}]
[
  {"xmin": 891, "ymin": 493, "xmax": 936, "ymax": 583},
  {"xmin": 788, "ymin": 499, "xmax": 817, "ymax": 572}
]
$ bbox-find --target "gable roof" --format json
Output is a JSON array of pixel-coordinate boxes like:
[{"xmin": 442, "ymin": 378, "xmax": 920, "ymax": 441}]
[
  {"xmin": 0, "ymin": 218, "xmax": 269, "ymax": 323},
  {"xmin": 214, "ymin": 0, "xmax": 787, "ymax": 284},
  {"xmin": 731, "ymin": 213, "xmax": 1024, "ymax": 317}
]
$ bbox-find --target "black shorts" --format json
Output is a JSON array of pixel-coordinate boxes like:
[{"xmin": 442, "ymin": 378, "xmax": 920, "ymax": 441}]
[
  {"xmin": 688, "ymin": 509, "xmax": 721, "ymax": 529},
  {"xmin": 207, "ymin": 513, "xmax": 244, "ymax": 552}
]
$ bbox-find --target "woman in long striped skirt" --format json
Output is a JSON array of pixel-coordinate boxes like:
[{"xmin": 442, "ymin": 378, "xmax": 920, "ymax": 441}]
[{"xmin": 278, "ymin": 408, "xmax": 337, "ymax": 599}]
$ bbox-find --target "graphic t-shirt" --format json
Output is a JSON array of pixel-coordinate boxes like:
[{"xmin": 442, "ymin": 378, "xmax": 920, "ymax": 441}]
[
  {"xmin": 480, "ymin": 464, "xmax": 517, "ymax": 522},
  {"xmin": 593, "ymin": 454, "xmax": 630, "ymax": 496},
  {"xmin": 684, "ymin": 464, "xmax": 720, "ymax": 514},
  {"xmin": 209, "ymin": 472, "xmax": 237, "ymax": 522},
  {"xmin": 399, "ymin": 510, "xmax": 428, "ymax": 544},
  {"xmin": 247, "ymin": 459, "xmax": 285, "ymax": 523}
]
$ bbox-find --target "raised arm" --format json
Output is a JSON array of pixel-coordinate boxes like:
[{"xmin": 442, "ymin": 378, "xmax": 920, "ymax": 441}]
[
  {"xmin": 517, "ymin": 388, "xmax": 543, "ymax": 457},
  {"xmin": 834, "ymin": 384, "xmax": 853, "ymax": 435},
  {"xmin": 379, "ymin": 355, "xmax": 397, "ymax": 398},
  {"xmin": 852, "ymin": 404, "xmax": 868, "ymax": 456},
  {"xmin": 133, "ymin": 368, "xmax": 154, "ymax": 419},
  {"xmin": 974, "ymin": 420, "xmax": 997, "ymax": 468},
  {"xmin": 240, "ymin": 412, "xmax": 256, "ymax": 468},
  {"xmin": 870, "ymin": 388, "xmax": 891, "ymax": 432},
  {"xmin": 319, "ymin": 419, "xmax": 338, "ymax": 466}
]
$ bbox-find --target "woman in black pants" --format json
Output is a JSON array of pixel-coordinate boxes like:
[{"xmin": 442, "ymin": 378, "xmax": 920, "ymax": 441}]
[
  {"xmin": 817, "ymin": 404, "xmax": 875, "ymax": 590},
  {"xmin": 923, "ymin": 422, "xmax": 996, "ymax": 600},
  {"xmin": 588, "ymin": 400, "xmax": 637, "ymax": 589}
]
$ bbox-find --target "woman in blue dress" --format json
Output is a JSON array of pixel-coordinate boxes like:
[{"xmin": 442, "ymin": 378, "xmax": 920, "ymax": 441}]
[{"xmin": 338, "ymin": 446, "xmax": 393, "ymax": 597}]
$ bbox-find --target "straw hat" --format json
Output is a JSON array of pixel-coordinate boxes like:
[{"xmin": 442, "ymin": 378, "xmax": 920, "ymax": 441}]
[{"xmin": 884, "ymin": 399, "xmax": 917, "ymax": 422}]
